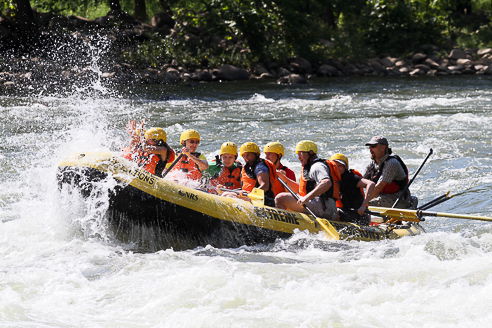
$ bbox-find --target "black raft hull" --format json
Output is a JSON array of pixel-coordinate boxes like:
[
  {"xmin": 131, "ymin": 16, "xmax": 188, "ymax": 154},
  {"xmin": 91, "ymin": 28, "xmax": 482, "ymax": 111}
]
[{"xmin": 57, "ymin": 151, "xmax": 424, "ymax": 251}]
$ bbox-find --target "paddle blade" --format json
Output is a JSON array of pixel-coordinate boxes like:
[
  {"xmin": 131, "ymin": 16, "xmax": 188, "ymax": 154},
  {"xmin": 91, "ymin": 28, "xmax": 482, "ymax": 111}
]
[
  {"xmin": 368, "ymin": 206, "xmax": 420, "ymax": 221},
  {"xmin": 248, "ymin": 188, "xmax": 264, "ymax": 206},
  {"xmin": 317, "ymin": 218, "xmax": 340, "ymax": 240}
]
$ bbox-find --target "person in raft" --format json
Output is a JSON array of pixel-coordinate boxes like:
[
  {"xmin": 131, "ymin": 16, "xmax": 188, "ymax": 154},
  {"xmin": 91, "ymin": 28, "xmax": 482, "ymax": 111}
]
[
  {"xmin": 168, "ymin": 129, "xmax": 209, "ymax": 181},
  {"xmin": 122, "ymin": 123, "xmax": 175, "ymax": 177},
  {"xmin": 263, "ymin": 142, "xmax": 296, "ymax": 181},
  {"xmin": 330, "ymin": 153, "xmax": 375, "ymax": 225},
  {"xmin": 222, "ymin": 142, "xmax": 281, "ymax": 207},
  {"xmin": 362, "ymin": 136, "xmax": 414, "ymax": 208},
  {"xmin": 201, "ymin": 142, "xmax": 243, "ymax": 193},
  {"xmin": 275, "ymin": 140, "xmax": 339, "ymax": 220}
]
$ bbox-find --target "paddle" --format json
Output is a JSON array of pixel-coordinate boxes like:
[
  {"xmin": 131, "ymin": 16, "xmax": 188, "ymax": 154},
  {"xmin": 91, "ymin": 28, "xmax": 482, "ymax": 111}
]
[
  {"xmin": 221, "ymin": 188, "xmax": 265, "ymax": 206},
  {"xmin": 368, "ymin": 206, "xmax": 492, "ymax": 222},
  {"xmin": 418, "ymin": 192, "xmax": 453, "ymax": 211},
  {"xmin": 277, "ymin": 176, "xmax": 340, "ymax": 240},
  {"xmin": 161, "ymin": 153, "xmax": 183, "ymax": 178},
  {"xmin": 247, "ymin": 188, "xmax": 264, "ymax": 206},
  {"xmin": 392, "ymin": 148, "xmax": 433, "ymax": 208}
]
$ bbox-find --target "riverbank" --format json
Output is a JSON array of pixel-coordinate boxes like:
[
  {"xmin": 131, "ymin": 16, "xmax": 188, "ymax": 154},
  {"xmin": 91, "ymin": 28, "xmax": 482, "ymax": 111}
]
[{"xmin": 2, "ymin": 9, "xmax": 492, "ymax": 88}]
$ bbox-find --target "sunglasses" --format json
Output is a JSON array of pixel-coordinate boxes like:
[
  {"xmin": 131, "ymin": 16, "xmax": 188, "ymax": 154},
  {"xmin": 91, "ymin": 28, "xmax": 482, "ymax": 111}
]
[
  {"xmin": 187, "ymin": 140, "xmax": 200, "ymax": 144},
  {"xmin": 369, "ymin": 144, "xmax": 379, "ymax": 148}
]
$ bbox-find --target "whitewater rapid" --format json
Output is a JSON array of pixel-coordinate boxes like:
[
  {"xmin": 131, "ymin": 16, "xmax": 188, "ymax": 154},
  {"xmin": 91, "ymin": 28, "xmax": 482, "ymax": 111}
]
[{"xmin": 1, "ymin": 76, "xmax": 492, "ymax": 327}]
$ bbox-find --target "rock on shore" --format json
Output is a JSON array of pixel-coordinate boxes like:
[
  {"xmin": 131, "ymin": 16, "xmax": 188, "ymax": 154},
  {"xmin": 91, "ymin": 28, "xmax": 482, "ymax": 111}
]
[{"xmin": 1, "ymin": 9, "xmax": 492, "ymax": 87}]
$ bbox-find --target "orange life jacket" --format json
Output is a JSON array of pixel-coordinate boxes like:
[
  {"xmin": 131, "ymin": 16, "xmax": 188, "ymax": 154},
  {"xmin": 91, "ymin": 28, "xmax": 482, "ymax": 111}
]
[
  {"xmin": 122, "ymin": 147, "xmax": 175, "ymax": 177},
  {"xmin": 336, "ymin": 168, "xmax": 364, "ymax": 208},
  {"xmin": 170, "ymin": 151, "xmax": 203, "ymax": 180},
  {"xmin": 368, "ymin": 155, "xmax": 408, "ymax": 194},
  {"xmin": 241, "ymin": 158, "xmax": 281, "ymax": 197},
  {"xmin": 209, "ymin": 160, "xmax": 243, "ymax": 190},
  {"xmin": 299, "ymin": 159, "xmax": 340, "ymax": 201}
]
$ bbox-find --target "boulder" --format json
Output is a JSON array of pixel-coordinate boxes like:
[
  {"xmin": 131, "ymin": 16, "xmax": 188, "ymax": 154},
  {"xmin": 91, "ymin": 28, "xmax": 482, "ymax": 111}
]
[
  {"xmin": 319, "ymin": 64, "xmax": 341, "ymax": 77},
  {"xmin": 157, "ymin": 71, "xmax": 179, "ymax": 83},
  {"xmin": 287, "ymin": 58, "xmax": 312, "ymax": 74},
  {"xmin": 412, "ymin": 53, "xmax": 427, "ymax": 64},
  {"xmin": 345, "ymin": 64, "xmax": 362, "ymax": 76},
  {"xmin": 369, "ymin": 60, "xmax": 387, "ymax": 74},
  {"xmin": 477, "ymin": 48, "xmax": 492, "ymax": 56},
  {"xmin": 277, "ymin": 67, "xmax": 292, "ymax": 77},
  {"xmin": 379, "ymin": 57, "xmax": 397, "ymax": 67},
  {"xmin": 259, "ymin": 72, "xmax": 275, "ymax": 79},
  {"xmin": 151, "ymin": 12, "xmax": 175, "ymax": 28},
  {"xmin": 277, "ymin": 74, "xmax": 307, "ymax": 84},
  {"xmin": 190, "ymin": 70, "xmax": 213, "ymax": 82},
  {"xmin": 484, "ymin": 66, "xmax": 492, "ymax": 75},
  {"xmin": 317, "ymin": 65, "xmax": 333, "ymax": 77},
  {"xmin": 424, "ymin": 58, "xmax": 440, "ymax": 70},
  {"xmin": 409, "ymin": 69, "xmax": 424, "ymax": 76},
  {"xmin": 448, "ymin": 65, "xmax": 464, "ymax": 71},
  {"xmin": 264, "ymin": 61, "xmax": 279, "ymax": 71},
  {"xmin": 436, "ymin": 65, "xmax": 450, "ymax": 73},
  {"xmin": 253, "ymin": 64, "xmax": 269, "ymax": 76},
  {"xmin": 457, "ymin": 58, "xmax": 472, "ymax": 66},
  {"xmin": 449, "ymin": 49, "xmax": 467, "ymax": 60},
  {"xmin": 399, "ymin": 67, "xmax": 410, "ymax": 74},
  {"xmin": 166, "ymin": 67, "xmax": 180, "ymax": 77},
  {"xmin": 395, "ymin": 60, "xmax": 407, "ymax": 67},
  {"xmin": 414, "ymin": 64, "xmax": 430, "ymax": 72},
  {"xmin": 326, "ymin": 59, "xmax": 345, "ymax": 73},
  {"xmin": 217, "ymin": 64, "xmax": 249, "ymax": 80},
  {"xmin": 388, "ymin": 67, "xmax": 403, "ymax": 76}
]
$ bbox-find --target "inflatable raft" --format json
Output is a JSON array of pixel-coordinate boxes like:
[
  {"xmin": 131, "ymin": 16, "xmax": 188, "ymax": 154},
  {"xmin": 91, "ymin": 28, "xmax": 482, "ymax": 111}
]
[{"xmin": 57, "ymin": 151, "xmax": 424, "ymax": 250}]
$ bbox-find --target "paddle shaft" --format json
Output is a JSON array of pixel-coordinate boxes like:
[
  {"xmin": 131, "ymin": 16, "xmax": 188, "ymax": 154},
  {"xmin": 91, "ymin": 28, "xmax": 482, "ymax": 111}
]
[
  {"xmin": 392, "ymin": 148, "xmax": 433, "ymax": 208},
  {"xmin": 161, "ymin": 153, "xmax": 184, "ymax": 178},
  {"xmin": 422, "ymin": 210, "xmax": 492, "ymax": 222},
  {"xmin": 277, "ymin": 177, "xmax": 340, "ymax": 240},
  {"xmin": 277, "ymin": 177, "xmax": 317, "ymax": 217},
  {"xmin": 369, "ymin": 206, "xmax": 492, "ymax": 222}
]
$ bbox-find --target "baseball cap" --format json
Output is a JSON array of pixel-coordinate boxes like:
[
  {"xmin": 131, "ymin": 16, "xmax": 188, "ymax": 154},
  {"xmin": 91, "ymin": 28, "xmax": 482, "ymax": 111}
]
[{"xmin": 365, "ymin": 136, "xmax": 389, "ymax": 146}]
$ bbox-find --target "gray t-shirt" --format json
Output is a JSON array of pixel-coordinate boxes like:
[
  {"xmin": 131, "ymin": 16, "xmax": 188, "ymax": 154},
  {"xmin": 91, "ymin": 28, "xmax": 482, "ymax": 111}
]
[
  {"xmin": 304, "ymin": 160, "xmax": 334, "ymax": 212},
  {"xmin": 307, "ymin": 161, "xmax": 331, "ymax": 184}
]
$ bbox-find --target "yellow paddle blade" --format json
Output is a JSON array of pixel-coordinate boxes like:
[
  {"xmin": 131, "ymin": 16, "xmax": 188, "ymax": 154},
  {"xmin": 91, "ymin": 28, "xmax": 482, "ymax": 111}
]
[
  {"xmin": 317, "ymin": 218, "xmax": 340, "ymax": 240},
  {"xmin": 368, "ymin": 206, "xmax": 420, "ymax": 221},
  {"xmin": 248, "ymin": 188, "xmax": 264, "ymax": 206}
]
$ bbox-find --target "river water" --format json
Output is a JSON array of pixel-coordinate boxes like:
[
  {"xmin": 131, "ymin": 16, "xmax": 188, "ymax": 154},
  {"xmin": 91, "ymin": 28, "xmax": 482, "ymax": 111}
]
[{"xmin": 2, "ymin": 76, "xmax": 492, "ymax": 327}]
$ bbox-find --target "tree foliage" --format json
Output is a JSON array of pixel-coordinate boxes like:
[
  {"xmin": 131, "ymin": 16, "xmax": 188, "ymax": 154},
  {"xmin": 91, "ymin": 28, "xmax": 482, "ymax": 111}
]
[{"xmin": 2, "ymin": 0, "xmax": 492, "ymax": 63}]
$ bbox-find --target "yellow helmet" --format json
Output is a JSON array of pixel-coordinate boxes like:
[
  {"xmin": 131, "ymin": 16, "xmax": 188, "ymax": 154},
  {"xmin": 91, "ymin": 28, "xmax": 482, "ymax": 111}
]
[
  {"xmin": 330, "ymin": 153, "xmax": 349, "ymax": 168},
  {"xmin": 239, "ymin": 142, "xmax": 260, "ymax": 156},
  {"xmin": 144, "ymin": 127, "xmax": 166, "ymax": 142},
  {"xmin": 180, "ymin": 129, "xmax": 200, "ymax": 145},
  {"xmin": 295, "ymin": 140, "xmax": 317, "ymax": 154},
  {"xmin": 263, "ymin": 142, "xmax": 284, "ymax": 157},
  {"xmin": 220, "ymin": 142, "xmax": 238, "ymax": 156}
]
